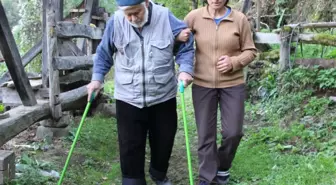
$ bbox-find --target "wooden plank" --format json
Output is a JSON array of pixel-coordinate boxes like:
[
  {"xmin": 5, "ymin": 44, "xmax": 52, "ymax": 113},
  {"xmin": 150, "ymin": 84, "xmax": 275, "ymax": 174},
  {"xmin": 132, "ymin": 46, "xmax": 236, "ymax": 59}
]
[
  {"xmin": 59, "ymin": 70, "xmax": 92, "ymax": 85},
  {"xmin": 295, "ymin": 59, "xmax": 336, "ymax": 68},
  {"xmin": 53, "ymin": 56, "xmax": 94, "ymax": 70},
  {"xmin": 288, "ymin": 22, "xmax": 336, "ymax": 29},
  {"xmin": 254, "ymin": 32, "xmax": 281, "ymax": 44},
  {"xmin": 0, "ymin": 40, "xmax": 42, "ymax": 84},
  {"xmin": 55, "ymin": 22, "xmax": 103, "ymax": 40},
  {"xmin": 0, "ymin": 84, "xmax": 99, "ymax": 146},
  {"xmin": 76, "ymin": 0, "xmax": 95, "ymax": 51},
  {"xmin": 0, "ymin": 2, "xmax": 37, "ymax": 106}
]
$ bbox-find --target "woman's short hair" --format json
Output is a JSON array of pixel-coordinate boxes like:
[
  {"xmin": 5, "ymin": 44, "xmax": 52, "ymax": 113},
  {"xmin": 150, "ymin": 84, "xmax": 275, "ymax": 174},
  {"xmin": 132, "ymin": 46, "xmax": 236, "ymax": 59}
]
[{"xmin": 203, "ymin": 0, "xmax": 229, "ymax": 6}]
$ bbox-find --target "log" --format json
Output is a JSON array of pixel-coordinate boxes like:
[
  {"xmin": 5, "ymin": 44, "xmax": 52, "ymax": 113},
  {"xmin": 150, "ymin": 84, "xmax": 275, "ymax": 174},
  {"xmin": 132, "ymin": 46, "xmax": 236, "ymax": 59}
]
[
  {"xmin": 0, "ymin": 40, "xmax": 42, "ymax": 84},
  {"xmin": 59, "ymin": 70, "xmax": 92, "ymax": 85},
  {"xmin": 254, "ymin": 32, "xmax": 281, "ymax": 44},
  {"xmin": 295, "ymin": 59, "xmax": 336, "ymax": 69},
  {"xmin": 0, "ymin": 85, "xmax": 95, "ymax": 146},
  {"xmin": 94, "ymin": 103, "xmax": 116, "ymax": 117},
  {"xmin": 299, "ymin": 33, "xmax": 336, "ymax": 47},
  {"xmin": 55, "ymin": 22, "xmax": 103, "ymax": 40},
  {"xmin": 53, "ymin": 56, "xmax": 94, "ymax": 70},
  {"xmin": 0, "ymin": 1, "xmax": 37, "ymax": 106},
  {"xmin": 76, "ymin": 0, "xmax": 95, "ymax": 52},
  {"xmin": 288, "ymin": 22, "xmax": 336, "ymax": 29}
]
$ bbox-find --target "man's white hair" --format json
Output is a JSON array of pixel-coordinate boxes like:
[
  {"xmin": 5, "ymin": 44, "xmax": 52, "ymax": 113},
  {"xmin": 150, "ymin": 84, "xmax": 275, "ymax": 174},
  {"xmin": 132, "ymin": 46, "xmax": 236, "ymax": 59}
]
[{"xmin": 119, "ymin": 1, "xmax": 147, "ymax": 11}]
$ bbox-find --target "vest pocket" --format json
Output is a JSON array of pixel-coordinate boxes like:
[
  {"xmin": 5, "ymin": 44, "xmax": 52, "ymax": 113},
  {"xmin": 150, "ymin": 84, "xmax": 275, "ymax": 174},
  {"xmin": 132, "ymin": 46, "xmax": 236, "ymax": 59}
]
[
  {"xmin": 150, "ymin": 40, "xmax": 172, "ymax": 65},
  {"xmin": 153, "ymin": 65, "xmax": 174, "ymax": 84}
]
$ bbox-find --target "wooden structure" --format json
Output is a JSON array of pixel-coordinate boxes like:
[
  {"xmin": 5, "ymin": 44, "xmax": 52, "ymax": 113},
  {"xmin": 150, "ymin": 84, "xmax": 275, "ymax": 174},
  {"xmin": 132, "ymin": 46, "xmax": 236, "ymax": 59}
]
[
  {"xmin": 253, "ymin": 23, "xmax": 336, "ymax": 71},
  {"xmin": 0, "ymin": 1, "xmax": 113, "ymax": 182}
]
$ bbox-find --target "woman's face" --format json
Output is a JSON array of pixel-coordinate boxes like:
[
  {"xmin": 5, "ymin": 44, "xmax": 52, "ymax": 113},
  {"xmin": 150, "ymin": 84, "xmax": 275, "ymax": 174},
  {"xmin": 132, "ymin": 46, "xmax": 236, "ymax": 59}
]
[{"xmin": 207, "ymin": 0, "xmax": 226, "ymax": 10}]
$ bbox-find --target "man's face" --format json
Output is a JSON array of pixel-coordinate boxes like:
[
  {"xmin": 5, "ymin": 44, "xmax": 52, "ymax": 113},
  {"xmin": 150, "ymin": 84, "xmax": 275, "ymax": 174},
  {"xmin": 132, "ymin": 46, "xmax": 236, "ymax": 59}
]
[{"xmin": 123, "ymin": 1, "xmax": 149, "ymax": 28}]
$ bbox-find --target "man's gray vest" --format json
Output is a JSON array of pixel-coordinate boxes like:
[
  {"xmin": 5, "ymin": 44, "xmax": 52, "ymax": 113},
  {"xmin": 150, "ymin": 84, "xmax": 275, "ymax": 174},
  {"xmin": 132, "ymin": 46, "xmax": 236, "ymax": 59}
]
[{"xmin": 113, "ymin": 3, "xmax": 177, "ymax": 108}]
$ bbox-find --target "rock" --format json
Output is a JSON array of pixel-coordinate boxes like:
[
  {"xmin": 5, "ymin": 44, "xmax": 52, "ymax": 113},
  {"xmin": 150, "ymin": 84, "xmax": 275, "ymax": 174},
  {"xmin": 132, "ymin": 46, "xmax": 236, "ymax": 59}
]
[{"xmin": 36, "ymin": 126, "xmax": 70, "ymax": 140}]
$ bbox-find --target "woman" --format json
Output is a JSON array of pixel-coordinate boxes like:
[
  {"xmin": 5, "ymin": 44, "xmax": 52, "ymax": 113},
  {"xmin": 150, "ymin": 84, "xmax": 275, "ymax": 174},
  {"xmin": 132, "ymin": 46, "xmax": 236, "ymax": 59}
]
[{"xmin": 178, "ymin": 0, "xmax": 257, "ymax": 184}]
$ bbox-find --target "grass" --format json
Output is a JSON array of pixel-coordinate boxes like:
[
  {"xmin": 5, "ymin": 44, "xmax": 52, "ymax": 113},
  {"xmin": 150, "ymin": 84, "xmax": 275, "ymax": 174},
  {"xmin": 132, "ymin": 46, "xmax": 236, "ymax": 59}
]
[{"xmin": 9, "ymin": 79, "xmax": 336, "ymax": 185}]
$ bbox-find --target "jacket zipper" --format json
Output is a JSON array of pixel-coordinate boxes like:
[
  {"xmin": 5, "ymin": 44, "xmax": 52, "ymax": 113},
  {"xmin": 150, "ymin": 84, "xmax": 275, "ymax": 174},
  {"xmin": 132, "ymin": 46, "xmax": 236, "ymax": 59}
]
[
  {"xmin": 215, "ymin": 24, "xmax": 219, "ymax": 88},
  {"xmin": 141, "ymin": 38, "xmax": 146, "ymax": 107}
]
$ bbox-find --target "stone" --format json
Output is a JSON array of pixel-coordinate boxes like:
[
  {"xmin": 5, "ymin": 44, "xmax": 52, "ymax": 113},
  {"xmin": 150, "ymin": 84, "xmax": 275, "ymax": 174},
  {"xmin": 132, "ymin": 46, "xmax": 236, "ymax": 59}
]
[
  {"xmin": 36, "ymin": 125, "xmax": 70, "ymax": 140},
  {"xmin": 40, "ymin": 112, "xmax": 73, "ymax": 128}
]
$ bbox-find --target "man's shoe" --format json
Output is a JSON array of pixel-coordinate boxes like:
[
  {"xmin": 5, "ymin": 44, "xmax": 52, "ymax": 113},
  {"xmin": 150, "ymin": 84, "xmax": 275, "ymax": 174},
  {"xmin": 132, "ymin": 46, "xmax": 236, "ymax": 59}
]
[
  {"xmin": 199, "ymin": 180, "xmax": 210, "ymax": 185},
  {"xmin": 216, "ymin": 171, "xmax": 230, "ymax": 185},
  {"xmin": 153, "ymin": 177, "xmax": 173, "ymax": 185}
]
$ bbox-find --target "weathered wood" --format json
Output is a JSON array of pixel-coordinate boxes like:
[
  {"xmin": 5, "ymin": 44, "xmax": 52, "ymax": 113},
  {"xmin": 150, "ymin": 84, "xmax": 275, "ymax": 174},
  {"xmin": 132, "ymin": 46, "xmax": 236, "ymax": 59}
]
[
  {"xmin": 242, "ymin": 0, "xmax": 251, "ymax": 14},
  {"xmin": 0, "ymin": 150, "xmax": 15, "ymax": 184},
  {"xmin": 0, "ymin": 52, "xmax": 3, "ymax": 62},
  {"xmin": 299, "ymin": 33, "xmax": 336, "ymax": 47},
  {"xmin": 70, "ymin": 8, "xmax": 86, "ymax": 13},
  {"xmin": 42, "ymin": 0, "xmax": 48, "ymax": 87},
  {"xmin": 295, "ymin": 59, "xmax": 336, "ymax": 68},
  {"xmin": 59, "ymin": 70, "xmax": 92, "ymax": 85},
  {"xmin": 0, "ymin": 40, "xmax": 42, "ymax": 84},
  {"xmin": 46, "ymin": 1, "xmax": 62, "ymax": 121},
  {"xmin": 279, "ymin": 30, "xmax": 291, "ymax": 71},
  {"xmin": 77, "ymin": 0, "xmax": 95, "ymax": 52},
  {"xmin": 53, "ymin": 56, "xmax": 94, "ymax": 70},
  {"xmin": 58, "ymin": 40, "xmax": 84, "ymax": 56},
  {"xmin": 0, "ymin": 2, "xmax": 37, "ymax": 106},
  {"xmin": 87, "ymin": 39, "xmax": 93, "ymax": 55},
  {"xmin": 288, "ymin": 22, "xmax": 336, "ymax": 29},
  {"xmin": 0, "ymin": 87, "xmax": 44, "ymax": 107},
  {"xmin": 254, "ymin": 32, "xmax": 281, "ymax": 44},
  {"xmin": 1, "ymin": 79, "xmax": 42, "ymax": 90},
  {"xmin": 256, "ymin": 0, "xmax": 261, "ymax": 31},
  {"xmin": 55, "ymin": 22, "xmax": 103, "ymax": 40},
  {"xmin": 0, "ymin": 85, "xmax": 98, "ymax": 146}
]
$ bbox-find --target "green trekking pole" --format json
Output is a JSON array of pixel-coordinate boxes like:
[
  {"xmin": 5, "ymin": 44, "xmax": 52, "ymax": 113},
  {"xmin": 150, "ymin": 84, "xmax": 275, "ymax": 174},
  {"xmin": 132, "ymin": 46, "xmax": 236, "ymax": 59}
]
[
  {"xmin": 179, "ymin": 81, "xmax": 194, "ymax": 185},
  {"xmin": 57, "ymin": 92, "xmax": 96, "ymax": 185}
]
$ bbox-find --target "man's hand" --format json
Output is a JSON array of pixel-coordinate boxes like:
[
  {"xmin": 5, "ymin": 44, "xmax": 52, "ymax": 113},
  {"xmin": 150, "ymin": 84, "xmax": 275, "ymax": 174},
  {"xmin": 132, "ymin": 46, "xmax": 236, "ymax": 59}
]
[
  {"xmin": 178, "ymin": 72, "xmax": 193, "ymax": 88},
  {"xmin": 217, "ymin": 55, "xmax": 233, "ymax": 73},
  {"xmin": 176, "ymin": 28, "xmax": 191, "ymax": 42},
  {"xmin": 86, "ymin": 81, "xmax": 102, "ymax": 102}
]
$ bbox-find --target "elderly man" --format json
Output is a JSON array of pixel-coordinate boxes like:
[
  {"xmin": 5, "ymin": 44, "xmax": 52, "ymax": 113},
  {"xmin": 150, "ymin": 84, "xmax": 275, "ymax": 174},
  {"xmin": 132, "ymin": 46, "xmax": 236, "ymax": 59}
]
[{"xmin": 86, "ymin": 0, "xmax": 194, "ymax": 184}]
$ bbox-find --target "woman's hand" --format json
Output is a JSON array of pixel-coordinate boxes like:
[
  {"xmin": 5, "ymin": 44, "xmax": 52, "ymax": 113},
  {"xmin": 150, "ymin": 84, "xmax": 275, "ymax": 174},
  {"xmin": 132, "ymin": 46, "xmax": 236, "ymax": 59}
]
[
  {"xmin": 176, "ymin": 28, "xmax": 191, "ymax": 42},
  {"xmin": 217, "ymin": 55, "xmax": 233, "ymax": 73}
]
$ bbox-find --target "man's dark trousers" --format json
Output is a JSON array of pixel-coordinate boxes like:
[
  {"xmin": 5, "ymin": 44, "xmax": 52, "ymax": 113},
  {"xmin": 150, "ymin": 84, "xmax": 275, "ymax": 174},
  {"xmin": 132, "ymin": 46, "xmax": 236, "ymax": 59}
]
[{"xmin": 116, "ymin": 98, "xmax": 177, "ymax": 185}]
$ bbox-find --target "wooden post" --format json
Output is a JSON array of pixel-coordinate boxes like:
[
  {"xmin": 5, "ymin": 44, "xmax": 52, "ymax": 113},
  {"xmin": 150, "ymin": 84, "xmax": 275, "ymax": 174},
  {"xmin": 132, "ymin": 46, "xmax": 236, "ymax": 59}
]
[
  {"xmin": 256, "ymin": 0, "xmax": 261, "ymax": 31},
  {"xmin": 46, "ymin": 0, "xmax": 62, "ymax": 120},
  {"xmin": 0, "ymin": 1, "xmax": 37, "ymax": 106},
  {"xmin": 76, "ymin": 0, "xmax": 95, "ymax": 53},
  {"xmin": 279, "ymin": 28, "xmax": 292, "ymax": 72}
]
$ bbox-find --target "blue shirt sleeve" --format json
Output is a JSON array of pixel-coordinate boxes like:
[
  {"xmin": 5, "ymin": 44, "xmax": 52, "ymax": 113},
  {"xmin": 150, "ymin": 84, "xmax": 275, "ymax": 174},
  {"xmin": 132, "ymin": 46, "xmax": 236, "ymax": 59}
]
[
  {"xmin": 91, "ymin": 16, "xmax": 115, "ymax": 83},
  {"xmin": 168, "ymin": 11, "xmax": 195, "ymax": 76}
]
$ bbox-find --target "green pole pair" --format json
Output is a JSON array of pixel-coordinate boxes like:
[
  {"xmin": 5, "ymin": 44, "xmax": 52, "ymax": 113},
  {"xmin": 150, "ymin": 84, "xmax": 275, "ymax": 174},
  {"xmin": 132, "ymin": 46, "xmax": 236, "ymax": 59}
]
[
  {"xmin": 179, "ymin": 81, "xmax": 194, "ymax": 185},
  {"xmin": 57, "ymin": 92, "xmax": 95, "ymax": 185},
  {"xmin": 57, "ymin": 83, "xmax": 194, "ymax": 185}
]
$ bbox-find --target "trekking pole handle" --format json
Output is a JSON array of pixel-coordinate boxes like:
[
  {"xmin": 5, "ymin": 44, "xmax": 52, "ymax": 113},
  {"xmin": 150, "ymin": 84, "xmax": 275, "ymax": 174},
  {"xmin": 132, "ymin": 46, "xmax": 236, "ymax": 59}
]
[
  {"xmin": 89, "ymin": 91, "xmax": 96, "ymax": 103},
  {"xmin": 179, "ymin": 81, "xmax": 184, "ymax": 93}
]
